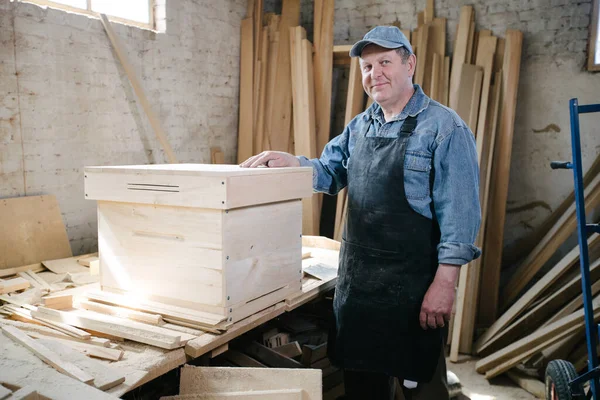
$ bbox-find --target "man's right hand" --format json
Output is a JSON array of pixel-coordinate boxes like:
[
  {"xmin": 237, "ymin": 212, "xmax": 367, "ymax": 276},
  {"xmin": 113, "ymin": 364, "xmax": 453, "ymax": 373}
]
[{"xmin": 239, "ymin": 151, "xmax": 301, "ymax": 168}]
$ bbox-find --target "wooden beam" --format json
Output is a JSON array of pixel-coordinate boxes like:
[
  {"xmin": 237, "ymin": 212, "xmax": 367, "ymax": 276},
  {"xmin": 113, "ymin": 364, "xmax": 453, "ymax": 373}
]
[
  {"xmin": 1, "ymin": 325, "xmax": 94, "ymax": 384},
  {"xmin": 98, "ymin": 14, "xmax": 177, "ymax": 164},
  {"xmin": 480, "ymin": 29, "xmax": 523, "ymax": 317}
]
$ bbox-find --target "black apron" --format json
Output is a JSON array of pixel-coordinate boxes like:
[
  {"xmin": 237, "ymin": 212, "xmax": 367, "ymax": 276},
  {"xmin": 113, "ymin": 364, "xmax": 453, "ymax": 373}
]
[{"xmin": 328, "ymin": 115, "xmax": 442, "ymax": 382}]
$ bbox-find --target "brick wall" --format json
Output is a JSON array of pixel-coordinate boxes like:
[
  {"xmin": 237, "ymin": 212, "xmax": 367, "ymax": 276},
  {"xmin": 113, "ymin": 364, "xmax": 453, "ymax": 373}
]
[{"xmin": 0, "ymin": 0, "xmax": 246, "ymax": 254}]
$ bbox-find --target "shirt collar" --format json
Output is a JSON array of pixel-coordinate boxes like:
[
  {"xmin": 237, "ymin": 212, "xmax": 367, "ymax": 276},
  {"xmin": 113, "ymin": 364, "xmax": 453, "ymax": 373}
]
[{"xmin": 366, "ymin": 84, "xmax": 430, "ymax": 123}]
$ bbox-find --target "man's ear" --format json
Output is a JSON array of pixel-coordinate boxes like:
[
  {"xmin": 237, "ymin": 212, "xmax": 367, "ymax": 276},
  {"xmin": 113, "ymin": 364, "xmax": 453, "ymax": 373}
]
[{"xmin": 407, "ymin": 54, "xmax": 417, "ymax": 77}]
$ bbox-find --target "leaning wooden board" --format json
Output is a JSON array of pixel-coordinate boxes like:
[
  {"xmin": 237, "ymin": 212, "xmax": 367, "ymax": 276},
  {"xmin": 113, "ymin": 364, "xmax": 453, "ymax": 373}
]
[{"xmin": 0, "ymin": 195, "xmax": 72, "ymax": 271}]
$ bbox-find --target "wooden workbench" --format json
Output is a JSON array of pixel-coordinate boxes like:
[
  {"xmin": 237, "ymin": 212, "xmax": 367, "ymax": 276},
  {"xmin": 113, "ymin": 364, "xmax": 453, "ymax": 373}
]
[{"xmin": 0, "ymin": 237, "xmax": 340, "ymax": 399}]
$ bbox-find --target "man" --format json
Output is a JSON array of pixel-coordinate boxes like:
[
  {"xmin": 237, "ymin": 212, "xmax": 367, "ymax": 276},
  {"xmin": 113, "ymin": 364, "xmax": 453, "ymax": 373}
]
[{"xmin": 241, "ymin": 26, "xmax": 481, "ymax": 400}]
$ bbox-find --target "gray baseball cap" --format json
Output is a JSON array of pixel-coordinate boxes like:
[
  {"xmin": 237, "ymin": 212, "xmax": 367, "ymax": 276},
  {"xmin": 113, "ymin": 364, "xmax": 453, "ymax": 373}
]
[{"xmin": 349, "ymin": 26, "xmax": 413, "ymax": 57}]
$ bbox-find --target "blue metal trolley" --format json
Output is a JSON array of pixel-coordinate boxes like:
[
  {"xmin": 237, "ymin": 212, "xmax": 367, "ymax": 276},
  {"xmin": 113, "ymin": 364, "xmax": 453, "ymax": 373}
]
[{"xmin": 545, "ymin": 98, "xmax": 600, "ymax": 400}]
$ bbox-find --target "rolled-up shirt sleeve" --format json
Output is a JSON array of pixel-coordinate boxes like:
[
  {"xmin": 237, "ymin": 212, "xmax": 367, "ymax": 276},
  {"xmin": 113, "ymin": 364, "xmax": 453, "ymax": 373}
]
[
  {"xmin": 297, "ymin": 121, "xmax": 353, "ymax": 195},
  {"xmin": 432, "ymin": 124, "xmax": 482, "ymax": 266}
]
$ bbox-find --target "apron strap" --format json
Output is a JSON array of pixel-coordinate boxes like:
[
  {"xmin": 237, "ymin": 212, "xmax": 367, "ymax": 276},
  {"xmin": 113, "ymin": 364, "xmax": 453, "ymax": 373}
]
[{"xmin": 400, "ymin": 115, "xmax": 418, "ymax": 137}]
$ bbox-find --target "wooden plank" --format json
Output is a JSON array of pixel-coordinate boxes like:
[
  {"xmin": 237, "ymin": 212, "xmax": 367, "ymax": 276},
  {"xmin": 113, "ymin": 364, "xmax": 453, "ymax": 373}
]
[
  {"xmin": 466, "ymin": 18, "xmax": 475, "ymax": 65},
  {"xmin": 5, "ymin": 387, "xmax": 38, "ymax": 400},
  {"xmin": 506, "ymin": 369, "xmax": 545, "ymax": 399},
  {"xmin": 1, "ymin": 325, "xmax": 94, "ymax": 384},
  {"xmin": 414, "ymin": 24, "xmax": 430, "ymax": 87},
  {"xmin": 449, "ymin": 6, "xmax": 474, "ymax": 110},
  {"xmin": 26, "ymin": 332, "xmax": 122, "ymax": 361},
  {"xmin": 475, "ymin": 71, "xmax": 502, "ymax": 326},
  {"xmin": 0, "ymin": 386, "xmax": 10, "ymax": 399},
  {"xmin": 313, "ymin": 0, "xmax": 335, "ymax": 156},
  {"xmin": 480, "ymin": 30, "xmax": 523, "ymax": 317},
  {"xmin": 211, "ymin": 343, "xmax": 229, "ymax": 358},
  {"xmin": 38, "ymin": 339, "xmax": 125, "ymax": 390},
  {"xmin": 475, "ymin": 235, "xmax": 600, "ymax": 354},
  {"xmin": 442, "ymin": 56, "xmax": 450, "ymax": 106},
  {"xmin": 494, "ymin": 38, "xmax": 505, "ymax": 75},
  {"xmin": 263, "ymin": 17, "xmax": 281, "ymax": 151},
  {"xmin": 502, "ymin": 173, "xmax": 600, "ymax": 308},
  {"xmin": 31, "ymin": 307, "xmax": 189, "ymax": 350},
  {"xmin": 424, "ymin": 0, "xmax": 434, "ymax": 23},
  {"xmin": 332, "ymin": 44, "xmax": 351, "ymax": 65},
  {"xmin": 24, "ymin": 271, "xmax": 52, "ymax": 292},
  {"xmin": 98, "ymin": 14, "xmax": 177, "ymax": 163},
  {"xmin": 0, "ymin": 195, "xmax": 72, "ymax": 271},
  {"xmin": 85, "ymin": 290, "xmax": 225, "ymax": 327},
  {"xmin": 237, "ymin": 340, "xmax": 304, "ymax": 369},
  {"xmin": 211, "ymin": 147, "xmax": 225, "ymax": 164},
  {"xmin": 426, "ymin": 18, "xmax": 446, "ymax": 99},
  {"xmin": 254, "ymin": 27, "xmax": 269, "ymax": 152},
  {"xmin": 455, "ymin": 64, "xmax": 483, "ymax": 131},
  {"xmin": 268, "ymin": 0, "xmax": 300, "ymax": 152},
  {"xmin": 42, "ymin": 255, "xmax": 91, "ymax": 275},
  {"xmin": 0, "ymin": 264, "xmax": 44, "ymax": 279},
  {"xmin": 43, "ymin": 293, "xmax": 73, "ymax": 306},
  {"xmin": 290, "ymin": 27, "xmax": 319, "ymax": 236},
  {"xmin": 475, "ymin": 36, "xmax": 498, "ymax": 139},
  {"xmin": 0, "ymin": 278, "xmax": 30, "ymax": 295},
  {"xmin": 77, "ymin": 300, "xmax": 163, "ymax": 325},
  {"xmin": 237, "ymin": 18, "xmax": 254, "ymax": 163},
  {"xmin": 179, "ymin": 365, "xmax": 321, "ymax": 400},
  {"xmin": 475, "ymin": 296, "xmax": 600, "ymax": 375}
]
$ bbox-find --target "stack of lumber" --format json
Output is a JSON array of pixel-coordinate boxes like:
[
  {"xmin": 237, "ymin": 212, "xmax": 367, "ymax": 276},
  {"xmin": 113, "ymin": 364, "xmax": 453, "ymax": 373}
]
[
  {"xmin": 470, "ymin": 180, "xmax": 600, "ymax": 394},
  {"xmin": 236, "ymin": 0, "xmax": 334, "ymax": 236}
]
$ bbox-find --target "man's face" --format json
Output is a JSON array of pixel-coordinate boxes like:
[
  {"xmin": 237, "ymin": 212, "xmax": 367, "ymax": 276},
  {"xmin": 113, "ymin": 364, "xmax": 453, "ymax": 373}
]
[{"xmin": 359, "ymin": 45, "xmax": 416, "ymax": 107}]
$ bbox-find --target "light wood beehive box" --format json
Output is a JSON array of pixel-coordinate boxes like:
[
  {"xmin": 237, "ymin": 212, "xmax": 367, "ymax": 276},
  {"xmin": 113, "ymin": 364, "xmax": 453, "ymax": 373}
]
[{"xmin": 84, "ymin": 164, "xmax": 313, "ymax": 324}]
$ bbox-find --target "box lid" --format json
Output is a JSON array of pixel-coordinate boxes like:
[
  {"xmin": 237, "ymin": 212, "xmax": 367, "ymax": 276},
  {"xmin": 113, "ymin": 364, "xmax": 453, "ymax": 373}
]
[{"xmin": 84, "ymin": 164, "xmax": 313, "ymax": 209}]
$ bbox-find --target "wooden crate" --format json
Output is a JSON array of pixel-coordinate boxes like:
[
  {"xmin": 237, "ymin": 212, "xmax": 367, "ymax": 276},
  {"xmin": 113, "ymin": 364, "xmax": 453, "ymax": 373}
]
[{"xmin": 84, "ymin": 164, "xmax": 313, "ymax": 324}]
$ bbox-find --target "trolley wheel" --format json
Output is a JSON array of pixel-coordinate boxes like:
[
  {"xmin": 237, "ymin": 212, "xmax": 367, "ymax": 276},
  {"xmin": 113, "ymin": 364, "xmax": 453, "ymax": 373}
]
[{"xmin": 545, "ymin": 360, "xmax": 578, "ymax": 400}]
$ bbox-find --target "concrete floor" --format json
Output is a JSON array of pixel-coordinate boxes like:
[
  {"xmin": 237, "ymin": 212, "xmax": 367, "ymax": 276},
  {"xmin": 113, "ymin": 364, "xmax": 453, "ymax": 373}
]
[{"xmin": 448, "ymin": 358, "xmax": 540, "ymax": 400}]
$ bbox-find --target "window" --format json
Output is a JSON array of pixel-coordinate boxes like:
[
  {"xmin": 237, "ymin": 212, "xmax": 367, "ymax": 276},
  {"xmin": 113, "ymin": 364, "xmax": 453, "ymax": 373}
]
[
  {"xmin": 589, "ymin": 0, "xmax": 600, "ymax": 71},
  {"xmin": 19, "ymin": 0, "xmax": 155, "ymax": 30}
]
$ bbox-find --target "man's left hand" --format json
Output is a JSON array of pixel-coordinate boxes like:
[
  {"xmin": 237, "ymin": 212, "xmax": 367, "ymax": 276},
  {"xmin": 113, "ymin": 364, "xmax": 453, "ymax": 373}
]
[{"xmin": 419, "ymin": 264, "xmax": 460, "ymax": 330}]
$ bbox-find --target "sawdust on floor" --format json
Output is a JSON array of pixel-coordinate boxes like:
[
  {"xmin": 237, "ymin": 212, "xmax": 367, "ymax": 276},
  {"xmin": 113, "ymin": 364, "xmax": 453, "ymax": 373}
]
[{"xmin": 448, "ymin": 358, "xmax": 540, "ymax": 400}]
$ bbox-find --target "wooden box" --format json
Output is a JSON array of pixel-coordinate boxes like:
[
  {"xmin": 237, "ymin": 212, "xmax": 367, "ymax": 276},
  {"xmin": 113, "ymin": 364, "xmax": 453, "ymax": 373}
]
[{"xmin": 84, "ymin": 164, "xmax": 313, "ymax": 325}]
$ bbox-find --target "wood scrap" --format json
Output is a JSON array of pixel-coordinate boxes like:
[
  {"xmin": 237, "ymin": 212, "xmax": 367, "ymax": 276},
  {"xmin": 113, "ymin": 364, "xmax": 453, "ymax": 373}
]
[
  {"xmin": 1, "ymin": 325, "xmax": 94, "ymax": 384},
  {"xmin": 0, "ymin": 264, "xmax": 45, "ymax": 279},
  {"xmin": 0, "ymin": 278, "xmax": 30, "ymax": 295},
  {"xmin": 42, "ymin": 255, "xmax": 90, "ymax": 275},
  {"xmin": 38, "ymin": 339, "xmax": 125, "ymax": 390},
  {"xmin": 42, "ymin": 293, "xmax": 73, "ymax": 310}
]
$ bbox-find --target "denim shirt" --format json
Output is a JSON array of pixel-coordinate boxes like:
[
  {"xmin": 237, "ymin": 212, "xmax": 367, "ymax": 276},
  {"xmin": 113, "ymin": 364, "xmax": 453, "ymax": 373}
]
[{"xmin": 298, "ymin": 85, "xmax": 482, "ymax": 266}]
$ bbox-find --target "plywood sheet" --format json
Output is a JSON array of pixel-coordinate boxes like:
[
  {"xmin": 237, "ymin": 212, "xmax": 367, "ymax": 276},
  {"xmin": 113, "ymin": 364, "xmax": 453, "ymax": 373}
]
[
  {"xmin": 179, "ymin": 366, "xmax": 321, "ymax": 400},
  {"xmin": 0, "ymin": 195, "xmax": 72, "ymax": 271}
]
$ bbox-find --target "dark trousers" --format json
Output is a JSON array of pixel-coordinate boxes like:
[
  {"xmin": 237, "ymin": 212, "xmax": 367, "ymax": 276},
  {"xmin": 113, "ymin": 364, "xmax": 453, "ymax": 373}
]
[{"xmin": 342, "ymin": 345, "xmax": 449, "ymax": 400}]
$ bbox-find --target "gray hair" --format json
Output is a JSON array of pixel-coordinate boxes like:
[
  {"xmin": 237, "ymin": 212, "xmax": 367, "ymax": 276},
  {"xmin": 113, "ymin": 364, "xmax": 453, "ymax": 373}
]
[{"xmin": 395, "ymin": 47, "xmax": 411, "ymax": 63}]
